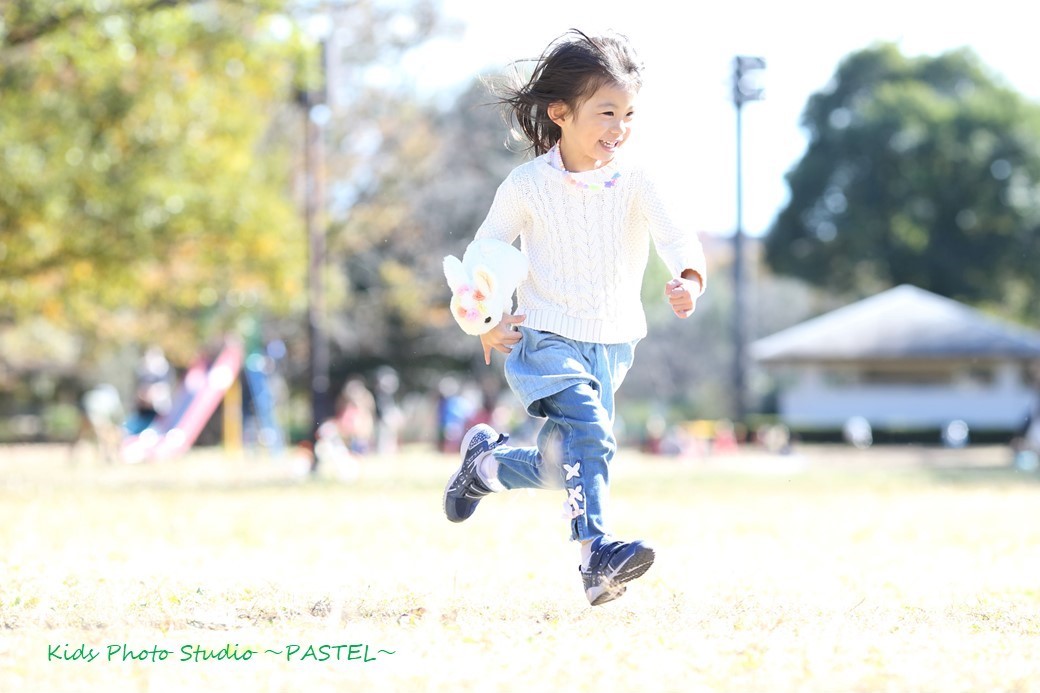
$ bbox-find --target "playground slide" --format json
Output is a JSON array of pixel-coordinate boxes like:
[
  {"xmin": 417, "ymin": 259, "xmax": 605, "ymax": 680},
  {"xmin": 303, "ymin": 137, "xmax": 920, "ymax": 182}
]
[
  {"xmin": 120, "ymin": 340, "xmax": 245, "ymax": 463},
  {"xmin": 154, "ymin": 359, "xmax": 209, "ymax": 435},
  {"xmin": 120, "ymin": 359, "xmax": 205, "ymax": 464}
]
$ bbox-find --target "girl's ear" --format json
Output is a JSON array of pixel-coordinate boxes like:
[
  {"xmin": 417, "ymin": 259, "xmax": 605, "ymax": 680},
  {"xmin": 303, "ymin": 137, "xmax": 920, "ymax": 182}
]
[{"xmin": 547, "ymin": 101, "xmax": 569, "ymax": 126}]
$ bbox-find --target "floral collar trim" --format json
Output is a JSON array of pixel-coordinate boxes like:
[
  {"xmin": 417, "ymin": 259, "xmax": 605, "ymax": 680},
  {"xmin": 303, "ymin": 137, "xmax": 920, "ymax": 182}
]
[{"xmin": 548, "ymin": 144, "xmax": 622, "ymax": 191}]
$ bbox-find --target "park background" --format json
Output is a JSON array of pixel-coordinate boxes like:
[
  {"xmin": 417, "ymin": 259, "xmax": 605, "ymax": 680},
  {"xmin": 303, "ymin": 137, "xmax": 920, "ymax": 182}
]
[{"xmin": 2, "ymin": 1, "xmax": 1040, "ymax": 691}]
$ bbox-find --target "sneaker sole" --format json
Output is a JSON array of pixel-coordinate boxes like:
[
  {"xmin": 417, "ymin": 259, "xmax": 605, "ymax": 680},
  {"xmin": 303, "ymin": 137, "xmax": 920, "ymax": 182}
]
[
  {"xmin": 458, "ymin": 424, "xmax": 490, "ymax": 458},
  {"xmin": 442, "ymin": 472, "xmax": 464, "ymax": 522},
  {"xmin": 587, "ymin": 545, "xmax": 656, "ymax": 606}
]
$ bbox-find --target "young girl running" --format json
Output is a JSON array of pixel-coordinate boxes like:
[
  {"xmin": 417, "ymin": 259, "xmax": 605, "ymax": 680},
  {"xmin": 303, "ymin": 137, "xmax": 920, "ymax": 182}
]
[{"xmin": 443, "ymin": 29, "xmax": 707, "ymax": 605}]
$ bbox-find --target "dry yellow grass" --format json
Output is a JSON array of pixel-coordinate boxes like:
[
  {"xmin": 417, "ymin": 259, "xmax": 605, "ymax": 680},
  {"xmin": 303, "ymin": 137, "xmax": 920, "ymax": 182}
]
[{"xmin": 1, "ymin": 443, "xmax": 1039, "ymax": 692}]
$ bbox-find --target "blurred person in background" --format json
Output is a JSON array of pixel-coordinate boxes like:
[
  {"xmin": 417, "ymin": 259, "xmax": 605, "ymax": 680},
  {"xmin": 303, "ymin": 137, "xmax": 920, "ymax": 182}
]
[
  {"xmin": 336, "ymin": 376, "xmax": 376, "ymax": 455},
  {"xmin": 125, "ymin": 346, "xmax": 173, "ymax": 435}
]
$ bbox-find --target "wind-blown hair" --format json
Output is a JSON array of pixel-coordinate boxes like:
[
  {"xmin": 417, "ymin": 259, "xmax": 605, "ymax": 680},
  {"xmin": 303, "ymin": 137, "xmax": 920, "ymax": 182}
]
[{"xmin": 492, "ymin": 29, "xmax": 644, "ymax": 156}]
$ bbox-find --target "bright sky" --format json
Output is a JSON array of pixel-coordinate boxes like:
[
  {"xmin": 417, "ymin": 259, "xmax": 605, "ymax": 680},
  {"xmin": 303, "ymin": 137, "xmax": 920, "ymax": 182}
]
[{"xmin": 400, "ymin": 0, "xmax": 1039, "ymax": 238}]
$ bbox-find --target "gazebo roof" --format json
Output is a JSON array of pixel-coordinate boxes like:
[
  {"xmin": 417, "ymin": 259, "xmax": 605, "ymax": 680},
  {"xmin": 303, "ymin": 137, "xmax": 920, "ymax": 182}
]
[{"xmin": 751, "ymin": 284, "xmax": 1040, "ymax": 364}]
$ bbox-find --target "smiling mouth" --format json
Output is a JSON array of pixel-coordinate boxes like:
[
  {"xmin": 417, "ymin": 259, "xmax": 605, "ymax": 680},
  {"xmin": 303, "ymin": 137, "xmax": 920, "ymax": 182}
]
[{"xmin": 601, "ymin": 139, "xmax": 620, "ymax": 151}]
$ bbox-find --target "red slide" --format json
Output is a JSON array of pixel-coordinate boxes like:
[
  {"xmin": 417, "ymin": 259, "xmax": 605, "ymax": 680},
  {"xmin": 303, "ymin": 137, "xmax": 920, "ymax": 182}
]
[{"xmin": 121, "ymin": 339, "xmax": 244, "ymax": 463}]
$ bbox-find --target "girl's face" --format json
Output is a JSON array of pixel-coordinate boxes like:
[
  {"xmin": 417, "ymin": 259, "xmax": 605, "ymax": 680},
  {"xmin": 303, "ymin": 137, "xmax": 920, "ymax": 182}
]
[{"xmin": 549, "ymin": 82, "xmax": 638, "ymax": 172}]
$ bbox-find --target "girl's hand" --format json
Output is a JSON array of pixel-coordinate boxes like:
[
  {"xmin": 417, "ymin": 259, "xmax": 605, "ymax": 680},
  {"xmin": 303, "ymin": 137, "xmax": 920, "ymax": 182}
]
[
  {"xmin": 666, "ymin": 274, "xmax": 701, "ymax": 319},
  {"xmin": 480, "ymin": 313, "xmax": 526, "ymax": 365}
]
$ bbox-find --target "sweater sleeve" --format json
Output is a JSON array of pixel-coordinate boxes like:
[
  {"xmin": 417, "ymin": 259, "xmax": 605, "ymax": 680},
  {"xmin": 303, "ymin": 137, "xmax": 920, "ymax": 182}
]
[
  {"xmin": 638, "ymin": 169, "xmax": 708, "ymax": 295},
  {"xmin": 474, "ymin": 172, "xmax": 525, "ymax": 245}
]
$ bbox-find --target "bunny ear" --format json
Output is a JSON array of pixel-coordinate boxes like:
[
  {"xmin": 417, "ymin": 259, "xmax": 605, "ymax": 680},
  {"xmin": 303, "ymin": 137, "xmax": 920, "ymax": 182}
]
[
  {"xmin": 443, "ymin": 255, "xmax": 467, "ymax": 291},
  {"xmin": 473, "ymin": 266, "xmax": 496, "ymax": 297}
]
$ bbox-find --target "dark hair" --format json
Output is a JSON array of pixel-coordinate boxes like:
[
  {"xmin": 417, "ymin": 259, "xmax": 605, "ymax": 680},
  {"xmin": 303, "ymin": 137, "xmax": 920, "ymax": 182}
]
[{"xmin": 493, "ymin": 29, "xmax": 644, "ymax": 156}]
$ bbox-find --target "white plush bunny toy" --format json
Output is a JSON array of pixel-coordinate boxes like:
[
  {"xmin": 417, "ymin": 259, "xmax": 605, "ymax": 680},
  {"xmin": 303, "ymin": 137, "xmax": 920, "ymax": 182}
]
[{"xmin": 443, "ymin": 238, "xmax": 529, "ymax": 336}]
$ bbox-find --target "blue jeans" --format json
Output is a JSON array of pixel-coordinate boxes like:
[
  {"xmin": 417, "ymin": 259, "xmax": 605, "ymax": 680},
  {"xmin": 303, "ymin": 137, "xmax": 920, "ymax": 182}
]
[{"xmin": 492, "ymin": 328, "xmax": 637, "ymax": 542}]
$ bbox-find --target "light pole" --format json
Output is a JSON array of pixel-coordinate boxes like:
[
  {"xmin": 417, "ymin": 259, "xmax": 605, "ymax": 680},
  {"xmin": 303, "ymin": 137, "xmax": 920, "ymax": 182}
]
[
  {"xmin": 297, "ymin": 19, "xmax": 333, "ymax": 464},
  {"xmin": 732, "ymin": 55, "xmax": 765, "ymax": 424}
]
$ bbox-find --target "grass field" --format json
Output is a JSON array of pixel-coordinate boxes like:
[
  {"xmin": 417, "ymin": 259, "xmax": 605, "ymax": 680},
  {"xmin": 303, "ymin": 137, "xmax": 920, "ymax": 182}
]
[{"xmin": 1, "ymin": 442, "xmax": 1039, "ymax": 692}]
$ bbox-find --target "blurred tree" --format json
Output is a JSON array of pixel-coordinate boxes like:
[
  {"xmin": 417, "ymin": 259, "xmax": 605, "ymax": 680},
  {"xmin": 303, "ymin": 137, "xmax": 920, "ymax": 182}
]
[
  {"xmin": 0, "ymin": 0, "xmax": 447, "ymax": 370},
  {"xmin": 323, "ymin": 78, "xmax": 521, "ymax": 388},
  {"xmin": 0, "ymin": 0, "xmax": 311, "ymax": 365},
  {"xmin": 765, "ymin": 44, "xmax": 1040, "ymax": 321}
]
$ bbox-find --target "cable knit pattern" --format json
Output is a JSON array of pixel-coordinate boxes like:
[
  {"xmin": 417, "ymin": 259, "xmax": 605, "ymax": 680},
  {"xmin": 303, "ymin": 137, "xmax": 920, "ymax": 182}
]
[{"xmin": 474, "ymin": 150, "xmax": 708, "ymax": 344}]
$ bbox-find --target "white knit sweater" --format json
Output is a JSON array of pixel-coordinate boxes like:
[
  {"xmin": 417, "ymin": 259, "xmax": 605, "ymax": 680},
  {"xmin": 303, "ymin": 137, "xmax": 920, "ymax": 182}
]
[{"xmin": 474, "ymin": 148, "xmax": 707, "ymax": 344}]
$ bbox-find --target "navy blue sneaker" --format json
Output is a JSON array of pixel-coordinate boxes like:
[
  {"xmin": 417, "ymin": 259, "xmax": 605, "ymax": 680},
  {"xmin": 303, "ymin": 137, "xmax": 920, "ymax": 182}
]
[
  {"xmin": 581, "ymin": 536, "xmax": 656, "ymax": 605},
  {"xmin": 444, "ymin": 424, "xmax": 508, "ymax": 523}
]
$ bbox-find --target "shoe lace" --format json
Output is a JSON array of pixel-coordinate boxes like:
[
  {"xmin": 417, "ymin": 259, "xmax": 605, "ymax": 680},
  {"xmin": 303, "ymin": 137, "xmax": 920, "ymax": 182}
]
[{"xmin": 585, "ymin": 538, "xmax": 630, "ymax": 574}]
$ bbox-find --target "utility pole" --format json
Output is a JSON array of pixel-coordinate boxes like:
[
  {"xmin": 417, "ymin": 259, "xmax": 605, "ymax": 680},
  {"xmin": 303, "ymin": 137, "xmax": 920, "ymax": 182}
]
[{"xmin": 732, "ymin": 55, "xmax": 766, "ymax": 424}]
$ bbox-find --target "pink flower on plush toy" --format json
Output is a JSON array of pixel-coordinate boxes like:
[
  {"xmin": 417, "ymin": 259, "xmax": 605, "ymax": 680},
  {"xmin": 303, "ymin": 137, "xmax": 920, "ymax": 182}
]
[
  {"xmin": 443, "ymin": 239, "xmax": 529, "ymax": 336},
  {"xmin": 453, "ymin": 285, "xmax": 487, "ymax": 323}
]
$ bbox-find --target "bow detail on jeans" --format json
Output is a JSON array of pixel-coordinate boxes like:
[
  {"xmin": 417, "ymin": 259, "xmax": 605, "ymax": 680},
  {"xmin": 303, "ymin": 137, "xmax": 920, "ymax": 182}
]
[{"xmin": 562, "ymin": 484, "xmax": 585, "ymax": 519}]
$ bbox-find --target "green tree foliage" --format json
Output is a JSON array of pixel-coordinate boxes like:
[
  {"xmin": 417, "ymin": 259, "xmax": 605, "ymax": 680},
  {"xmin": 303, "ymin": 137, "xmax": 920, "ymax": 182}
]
[
  {"xmin": 765, "ymin": 44, "xmax": 1040, "ymax": 320},
  {"xmin": 1, "ymin": 0, "xmax": 311, "ymax": 362},
  {"xmin": 1, "ymin": 1, "xmax": 448, "ymax": 374}
]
